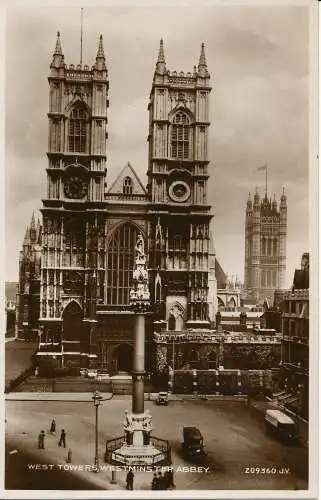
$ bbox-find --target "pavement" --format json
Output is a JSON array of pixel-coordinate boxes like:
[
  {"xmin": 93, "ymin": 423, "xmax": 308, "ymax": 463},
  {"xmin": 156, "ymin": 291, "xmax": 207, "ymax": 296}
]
[{"xmin": 5, "ymin": 398, "xmax": 309, "ymax": 492}]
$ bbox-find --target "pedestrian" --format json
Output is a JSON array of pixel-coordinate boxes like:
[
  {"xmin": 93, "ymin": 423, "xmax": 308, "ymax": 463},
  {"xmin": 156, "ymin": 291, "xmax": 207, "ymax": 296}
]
[
  {"xmin": 50, "ymin": 418, "xmax": 56, "ymax": 434},
  {"xmin": 151, "ymin": 472, "xmax": 158, "ymax": 490},
  {"xmin": 38, "ymin": 430, "xmax": 45, "ymax": 449},
  {"xmin": 126, "ymin": 470, "xmax": 134, "ymax": 490},
  {"xmin": 157, "ymin": 471, "xmax": 164, "ymax": 490},
  {"xmin": 58, "ymin": 429, "xmax": 66, "ymax": 448},
  {"xmin": 167, "ymin": 469, "xmax": 175, "ymax": 489}
]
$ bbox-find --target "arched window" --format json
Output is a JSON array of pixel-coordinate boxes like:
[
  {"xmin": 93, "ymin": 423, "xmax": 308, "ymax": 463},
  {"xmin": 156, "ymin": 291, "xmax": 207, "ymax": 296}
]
[
  {"xmin": 171, "ymin": 111, "xmax": 191, "ymax": 159},
  {"xmin": 68, "ymin": 105, "xmax": 87, "ymax": 153},
  {"xmin": 106, "ymin": 223, "xmax": 140, "ymax": 305},
  {"xmin": 123, "ymin": 177, "xmax": 133, "ymax": 195}
]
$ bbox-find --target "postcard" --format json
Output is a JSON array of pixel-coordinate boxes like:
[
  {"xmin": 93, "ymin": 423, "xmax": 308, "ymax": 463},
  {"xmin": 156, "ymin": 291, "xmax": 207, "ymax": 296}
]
[{"xmin": 2, "ymin": 1, "xmax": 318, "ymax": 498}]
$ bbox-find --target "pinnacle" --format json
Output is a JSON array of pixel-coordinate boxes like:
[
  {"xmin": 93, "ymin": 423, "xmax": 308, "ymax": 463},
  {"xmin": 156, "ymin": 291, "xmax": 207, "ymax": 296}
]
[
  {"xmin": 155, "ymin": 39, "xmax": 166, "ymax": 74},
  {"xmin": 157, "ymin": 38, "xmax": 166, "ymax": 64},
  {"xmin": 54, "ymin": 31, "xmax": 63, "ymax": 55},
  {"xmin": 30, "ymin": 211, "xmax": 36, "ymax": 231},
  {"xmin": 198, "ymin": 42, "xmax": 207, "ymax": 69},
  {"xmin": 96, "ymin": 34, "xmax": 105, "ymax": 59},
  {"xmin": 23, "ymin": 226, "xmax": 30, "ymax": 245}
]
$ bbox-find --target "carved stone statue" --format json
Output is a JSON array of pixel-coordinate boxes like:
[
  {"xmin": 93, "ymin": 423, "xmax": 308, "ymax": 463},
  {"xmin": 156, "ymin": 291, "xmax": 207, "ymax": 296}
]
[
  {"xmin": 142, "ymin": 410, "xmax": 153, "ymax": 445},
  {"xmin": 124, "ymin": 410, "xmax": 134, "ymax": 446},
  {"xmin": 135, "ymin": 233, "xmax": 145, "ymax": 261}
]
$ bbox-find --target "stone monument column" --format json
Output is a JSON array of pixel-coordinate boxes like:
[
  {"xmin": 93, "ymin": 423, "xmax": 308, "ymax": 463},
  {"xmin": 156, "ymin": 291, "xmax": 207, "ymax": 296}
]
[
  {"xmin": 107, "ymin": 233, "xmax": 170, "ymax": 466},
  {"xmin": 132, "ymin": 313, "xmax": 145, "ymax": 414}
]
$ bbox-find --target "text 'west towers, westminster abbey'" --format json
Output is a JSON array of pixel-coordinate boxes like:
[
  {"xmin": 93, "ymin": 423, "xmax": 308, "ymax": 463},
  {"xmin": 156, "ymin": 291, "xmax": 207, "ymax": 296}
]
[{"xmin": 16, "ymin": 33, "xmax": 288, "ymax": 373}]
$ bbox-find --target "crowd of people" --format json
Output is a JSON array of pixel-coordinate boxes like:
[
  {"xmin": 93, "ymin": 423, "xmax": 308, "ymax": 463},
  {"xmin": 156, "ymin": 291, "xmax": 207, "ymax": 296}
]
[{"xmin": 126, "ymin": 469, "xmax": 175, "ymax": 490}]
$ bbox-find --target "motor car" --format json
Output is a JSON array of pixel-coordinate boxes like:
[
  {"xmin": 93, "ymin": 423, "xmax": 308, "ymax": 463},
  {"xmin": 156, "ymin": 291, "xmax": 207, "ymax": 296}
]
[
  {"xmin": 182, "ymin": 426, "xmax": 205, "ymax": 460},
  {"xmin": 156, "ymin": 391, "xmax": 169, "ymax": 405},
  {"xmin": 264, "ymin": 409, "xmax": 298, "ymax": 444},
  {"xmin": 87, "ymin": 369, "xmax": 98, "ymax": 379},
  {"xmin": 97, "ymin": 372, "xmax": 110, "ymax": 382}
]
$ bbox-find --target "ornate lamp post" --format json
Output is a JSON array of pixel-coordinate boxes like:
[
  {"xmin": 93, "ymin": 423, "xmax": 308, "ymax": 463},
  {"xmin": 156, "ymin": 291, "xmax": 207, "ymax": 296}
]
[{"xmin": 92, "ymin": 390, "xmax": 103, "ymax": 471}]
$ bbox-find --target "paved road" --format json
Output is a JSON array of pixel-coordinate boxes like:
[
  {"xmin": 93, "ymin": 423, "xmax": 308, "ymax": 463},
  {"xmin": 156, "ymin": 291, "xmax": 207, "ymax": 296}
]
[
  {"xmin": 5, "ymin": 441, "xmax": 103, "ymax": 490},
  {"xmin": 5, "ymin": 399, "xmax": 308, "ymax": 491}
]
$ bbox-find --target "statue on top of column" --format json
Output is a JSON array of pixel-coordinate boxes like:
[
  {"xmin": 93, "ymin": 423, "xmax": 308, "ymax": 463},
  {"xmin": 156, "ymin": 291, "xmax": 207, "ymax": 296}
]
[{"xmin": 130, "ymin": 233, "xmax": 150, "ymax": 312}]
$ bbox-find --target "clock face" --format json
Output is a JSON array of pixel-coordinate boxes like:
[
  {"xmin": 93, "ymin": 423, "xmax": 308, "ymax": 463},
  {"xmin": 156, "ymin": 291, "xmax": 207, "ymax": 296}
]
[
  {"xmin": 168, "ymin": 181, "xmax": 190, "ymax": 203},
  {"xmin": 64, "ymin": 175, "xmax": 88, "ymax": 199}
]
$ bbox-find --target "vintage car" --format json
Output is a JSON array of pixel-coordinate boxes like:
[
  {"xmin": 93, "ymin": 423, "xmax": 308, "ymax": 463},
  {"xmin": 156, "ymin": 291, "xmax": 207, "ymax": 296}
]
[
  {"xmin": 86, "ymin": 369, "xmax": 98, "ymax": 380},
  {"xmin": 156, "ymin": 392, "xmax": 169, "ymax": 406},
  {"xmin": 264, "ymin": 409, "xmax": 298, "ymax": 443},
  {"xmin": 182, "ymin": 426, "xmax": 205, "ymax": 459}
]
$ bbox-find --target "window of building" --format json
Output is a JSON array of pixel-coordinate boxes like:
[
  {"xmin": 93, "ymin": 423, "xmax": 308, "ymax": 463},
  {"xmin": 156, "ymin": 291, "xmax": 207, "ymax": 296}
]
[
  {"xmin": 106, "ymin": 223, "xmax": 139, "ymax": 305},
  {"xmin": 68, "ymin": 105, "xmax": 87, "ymax": 153},
  {"xmin": 171, "ymin": 111, "xmax": 191, "ymax": 159},
  {"xmin": 123, "ymin": 176, "xmax": 133, "ymax": 195}
]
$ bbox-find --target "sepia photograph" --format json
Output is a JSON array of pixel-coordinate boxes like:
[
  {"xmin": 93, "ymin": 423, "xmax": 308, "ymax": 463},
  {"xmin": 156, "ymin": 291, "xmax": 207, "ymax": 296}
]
[{"xmin": 3, "ymin": 1, "xmax": 318, "ymax": 498}]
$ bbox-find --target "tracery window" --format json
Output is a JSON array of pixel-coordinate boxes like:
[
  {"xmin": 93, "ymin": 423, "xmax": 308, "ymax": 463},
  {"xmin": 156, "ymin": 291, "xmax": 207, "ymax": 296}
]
[
  {"xmin": 106, "ymin": 223, "xmax": 139, "ymax": 305},
  {"xmin": 123, "ymin": 176, "xmax": 133, "ymax": 195},
  {"xmin": 68, "ymin": 105, "xmax": 87, "ymax": 153},
  {"xmin": 171, "ymin": 111, "xmax": 191, "ymax": 159}
]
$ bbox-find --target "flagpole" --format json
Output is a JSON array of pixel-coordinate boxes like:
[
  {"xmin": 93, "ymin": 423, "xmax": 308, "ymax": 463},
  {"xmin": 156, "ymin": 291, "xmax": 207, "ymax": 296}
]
[
  {"xmin": 80, "ymin": 8, "xmax": 83, "ymax": 66},
  {"xmin": 265, "ymin": 164, "xmax": 267, "ymax": 196}
]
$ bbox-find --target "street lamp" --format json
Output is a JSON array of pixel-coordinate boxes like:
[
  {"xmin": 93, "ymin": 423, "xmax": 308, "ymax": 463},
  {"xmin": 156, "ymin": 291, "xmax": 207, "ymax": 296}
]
[{"xmin": 92, "ymin": 390, "xmax": 103, "ymax": 471}]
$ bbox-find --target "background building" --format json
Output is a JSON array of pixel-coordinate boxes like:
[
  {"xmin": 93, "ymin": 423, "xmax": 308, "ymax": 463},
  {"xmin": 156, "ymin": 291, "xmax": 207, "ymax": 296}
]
[
  {"xmin": 279, "ymin": 252, "xmax": 309, "ymax": 419},
  {"xmin": 15, "ymin": 213, "xmax": 42, "ymax": 340},
  {"xmin": 244, "ymin": 189, "xmax": 287, "ymax": 303}
]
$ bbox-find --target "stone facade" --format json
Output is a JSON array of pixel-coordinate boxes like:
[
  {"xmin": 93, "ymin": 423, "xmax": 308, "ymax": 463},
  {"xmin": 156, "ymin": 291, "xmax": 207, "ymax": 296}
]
[
  {"xmin": 16, "ymin": 213, "xmax": 42, "ymax": 340},
  {"xmin": 280, "ymin": 253, "xmax": 309, "ymax": 419},
  {"xmin": 21, "ymin": 35, "xmax": 221, "ymax": 372},
  {"xmin": 244, "ymin": 189, "xmax": 287, "ymax": 302}
]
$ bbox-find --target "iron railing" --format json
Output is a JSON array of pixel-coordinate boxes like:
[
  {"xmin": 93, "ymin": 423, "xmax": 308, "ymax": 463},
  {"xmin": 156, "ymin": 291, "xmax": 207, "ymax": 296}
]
[{"xmin": 104, "ymin": 435, "xmax": 171, "ymax": 467}]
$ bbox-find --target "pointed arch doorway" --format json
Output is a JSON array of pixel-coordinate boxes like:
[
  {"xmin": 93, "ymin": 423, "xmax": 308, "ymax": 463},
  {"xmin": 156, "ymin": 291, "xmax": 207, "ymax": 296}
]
[
  {"xmin": 62, "ymin": 301, "xmax": 83, "ymax": 342},
  {"xmin": 112, "ymin": 343, "xmax": 133, "ymax": 374}
]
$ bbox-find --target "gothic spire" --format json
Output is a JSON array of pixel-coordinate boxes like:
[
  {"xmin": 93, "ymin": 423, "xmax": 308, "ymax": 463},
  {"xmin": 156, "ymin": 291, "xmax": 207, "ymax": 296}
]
[
  {"xmin": 197, "ymin": 42, "xmax": 208, "ymax": 76},
  {"xmin": 23, "ymin": 226, "xmax": 30, "ymax": 246},
  {"xmin": 51, "ymin": 31, "xmax": 64, "ymax": 68},
  {"xmin": 29, "ymin": 212, "xmax": 37, "ymax": 243},
  {"xmin": 30, "ymin": 211, "xmax": 36, "ymax": 231},
  {"xmin": 96, "ymin": 34, "xmax": 105, "ymax": 59},
  {"xmin": 155, "ymin": 39, "xmax": 166, "ymax": 75},
  {"xmin": 54, "ymin": 31, "xmax": 62, "ymax": 55},
  {"xmin": 94, "ymin": 34, "xmax": 106, "ymax": 70}
]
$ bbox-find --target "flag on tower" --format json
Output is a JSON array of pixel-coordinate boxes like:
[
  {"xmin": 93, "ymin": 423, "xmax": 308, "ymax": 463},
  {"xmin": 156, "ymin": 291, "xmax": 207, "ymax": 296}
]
[{"xmin": 257, "ymin": 164, "xmax": 267, "ymax": 171}]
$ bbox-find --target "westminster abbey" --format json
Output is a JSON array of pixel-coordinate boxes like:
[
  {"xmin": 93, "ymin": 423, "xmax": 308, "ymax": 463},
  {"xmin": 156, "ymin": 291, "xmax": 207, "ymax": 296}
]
[{"xmin": 16, "ymin": 33, "xmax": 226, "ymax": 374}]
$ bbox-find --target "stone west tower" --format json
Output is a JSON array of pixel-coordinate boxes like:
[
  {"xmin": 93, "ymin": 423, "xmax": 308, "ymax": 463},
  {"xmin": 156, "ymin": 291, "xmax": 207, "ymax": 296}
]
[
  {"xmin": 244, "ymin": 188, "xmax": 287, "ymax": 302},
  {"xmin": 147, "ymin": 40, "xmax": 217, "ymax": 332},
  {"xmin": 39, "ymin": 33, "xmax": 109, "ymax": 364}
]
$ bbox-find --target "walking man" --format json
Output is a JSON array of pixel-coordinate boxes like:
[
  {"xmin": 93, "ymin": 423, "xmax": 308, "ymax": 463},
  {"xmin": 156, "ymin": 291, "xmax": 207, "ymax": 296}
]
[
  {"xmin": 157, "ymin": 471, "xmax": 164, "ymax": 490},
  {"xmin": 151, "ymin": 472, "xmax": 158, "ymax": 490},
  {"xmin": 38, "ymin": 430, "xmax": 45, "ymax": 449},
  {"xmin": 50, "ymin": 418, "xmax": 56, "ymax": 434},
  {"xmin": 58, "ymin": 429, "xmax": 66, "ymax": 448},
  {"xmin": 126, "ymin": 470, "xmax": 134, "ymax": 490}
]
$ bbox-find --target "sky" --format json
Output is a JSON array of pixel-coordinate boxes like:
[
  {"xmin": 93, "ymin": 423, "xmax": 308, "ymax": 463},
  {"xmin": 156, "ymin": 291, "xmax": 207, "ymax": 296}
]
[{"xmin": 5, "ymin": 4, "xmax": 311, "ymax": 285}]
